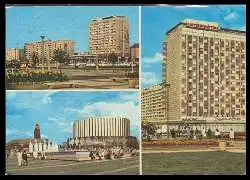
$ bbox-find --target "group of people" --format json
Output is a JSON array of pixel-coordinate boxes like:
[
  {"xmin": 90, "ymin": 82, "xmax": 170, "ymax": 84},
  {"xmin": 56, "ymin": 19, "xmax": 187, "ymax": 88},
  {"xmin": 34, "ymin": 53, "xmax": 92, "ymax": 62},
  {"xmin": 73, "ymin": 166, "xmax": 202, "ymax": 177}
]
[
  {"xmin": 168, "ymin": 127, "xmax": 235, "ymax": 140},
  {"xmin": 16, "ymin": 149, "xmax": 28, "ymax": 168},
  {"xmin": 89, "ymin": 146, "xmax": 137, "ymax": 160}
]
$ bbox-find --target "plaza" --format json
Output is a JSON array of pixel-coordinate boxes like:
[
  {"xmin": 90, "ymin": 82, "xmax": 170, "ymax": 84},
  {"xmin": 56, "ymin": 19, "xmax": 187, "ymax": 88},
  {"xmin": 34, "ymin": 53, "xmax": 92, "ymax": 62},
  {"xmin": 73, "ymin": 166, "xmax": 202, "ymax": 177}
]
[{"xmin": 6, "ymin": 156, "xmax": 139, "ymax": 175}]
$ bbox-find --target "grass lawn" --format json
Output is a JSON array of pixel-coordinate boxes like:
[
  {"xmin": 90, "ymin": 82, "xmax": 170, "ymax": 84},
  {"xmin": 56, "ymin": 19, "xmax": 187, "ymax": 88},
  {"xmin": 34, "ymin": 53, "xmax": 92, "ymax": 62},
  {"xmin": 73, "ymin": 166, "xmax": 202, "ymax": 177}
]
[{"xmin": 142, "ymin": 151, "xmax": 246, "ymax": 175}]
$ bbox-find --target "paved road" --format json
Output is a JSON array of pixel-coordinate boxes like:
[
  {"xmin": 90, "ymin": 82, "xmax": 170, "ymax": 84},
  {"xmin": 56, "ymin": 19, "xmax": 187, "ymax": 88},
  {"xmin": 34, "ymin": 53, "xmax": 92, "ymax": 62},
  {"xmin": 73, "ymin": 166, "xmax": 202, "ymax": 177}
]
[{"xmin": 6, "ymin": 156, "xmax": 139, "ymax": 175}]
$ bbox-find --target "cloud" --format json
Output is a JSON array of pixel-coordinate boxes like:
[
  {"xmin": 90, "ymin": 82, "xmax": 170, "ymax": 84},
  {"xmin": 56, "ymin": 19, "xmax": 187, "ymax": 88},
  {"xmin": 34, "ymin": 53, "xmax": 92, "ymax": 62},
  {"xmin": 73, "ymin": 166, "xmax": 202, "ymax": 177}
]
[
  {"xmin": 142, "ymin": 72, "xmax": 162, "ymax": 87},
  {"xmin": 143, "ymin": 52, "xmax": 163, "ymax": 64},
  {"xmin": 224, "ymin": 12, "xmax": 239, "ymax": 21}
]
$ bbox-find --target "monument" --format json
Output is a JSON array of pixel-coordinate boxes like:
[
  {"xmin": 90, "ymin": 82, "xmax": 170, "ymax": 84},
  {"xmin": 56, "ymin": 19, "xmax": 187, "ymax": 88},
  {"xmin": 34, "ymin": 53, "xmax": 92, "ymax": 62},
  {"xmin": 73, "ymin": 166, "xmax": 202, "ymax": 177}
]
[{"xmin": 34, "ymin": 123, "xmax": 41, "ymax": 139}]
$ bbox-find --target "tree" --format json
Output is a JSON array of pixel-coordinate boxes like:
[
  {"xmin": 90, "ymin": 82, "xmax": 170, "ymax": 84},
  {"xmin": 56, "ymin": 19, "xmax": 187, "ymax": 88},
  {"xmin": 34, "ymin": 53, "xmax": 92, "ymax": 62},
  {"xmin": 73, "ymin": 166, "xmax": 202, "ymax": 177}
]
[
  {"xmin": 32, "ymin": 52, "xmax": 39, "ymax": 69},
  {"xmin": 142, "ymin": 122, "xmax": 157, "ymax": 141},
  {"xmin": 53, "ymin": 49, "xmax": 70, "ymax": 73}
]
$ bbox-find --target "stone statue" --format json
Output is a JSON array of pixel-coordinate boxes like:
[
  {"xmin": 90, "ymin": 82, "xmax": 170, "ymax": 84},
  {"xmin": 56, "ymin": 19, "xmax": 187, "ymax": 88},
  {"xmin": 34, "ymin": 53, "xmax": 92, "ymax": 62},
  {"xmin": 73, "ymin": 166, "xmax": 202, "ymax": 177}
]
[
  {"xmin": 44, "ymin": 143, "xmax": 47, "ymax": 152},
  {"xmin": 34, "ymin": 123, "xmax": 41, "ymax": 139},
  {"xmin": 34, "ymin": 142, "xmax": 38, "ymax": 153},
  {"xmin": 29, "ymin": 141, "xmax": 33, "ymax": 153},
  {"xmin": 38, "ymin": 142, "xmax": 42, "ymax": 152}
]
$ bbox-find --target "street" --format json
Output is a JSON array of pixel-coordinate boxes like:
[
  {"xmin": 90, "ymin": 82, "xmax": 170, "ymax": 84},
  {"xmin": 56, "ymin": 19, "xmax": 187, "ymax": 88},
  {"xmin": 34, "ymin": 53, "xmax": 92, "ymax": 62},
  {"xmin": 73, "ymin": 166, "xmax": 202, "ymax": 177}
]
[{"xmin": 6, "ymin": 156, "xmax": 139, "ymax": 175}]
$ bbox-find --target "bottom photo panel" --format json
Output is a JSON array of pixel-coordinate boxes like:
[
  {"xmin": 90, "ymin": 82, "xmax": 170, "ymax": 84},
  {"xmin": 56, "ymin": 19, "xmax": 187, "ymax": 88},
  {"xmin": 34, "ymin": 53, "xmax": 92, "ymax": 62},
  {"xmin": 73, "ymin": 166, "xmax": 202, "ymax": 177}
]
[{"xmin": 6, "ymin": 91, "xmax": 140, "ymax": 175}]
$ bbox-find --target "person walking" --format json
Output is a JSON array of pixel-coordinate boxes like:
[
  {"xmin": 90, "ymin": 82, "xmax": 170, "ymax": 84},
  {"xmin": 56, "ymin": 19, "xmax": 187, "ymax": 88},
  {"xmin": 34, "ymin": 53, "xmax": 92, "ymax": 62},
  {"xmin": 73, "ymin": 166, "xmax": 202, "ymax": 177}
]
[
  {"xmin": 202, "ymin": 127, "xmax": 207, "ymax": 139},
  {"xmin": 17, "ymin": 150, "xmax": 23, "ymax": 168},
  {"xmin": 229, "ymin": 128, "xmax": 234, "ymax": 141},
  {"xmin": 215, "ymin": 129, "xmax": 221, "ymax": 139},
  {"xmin": 22, "ymin": 150, "xmax": 28, "ymax": 166}
]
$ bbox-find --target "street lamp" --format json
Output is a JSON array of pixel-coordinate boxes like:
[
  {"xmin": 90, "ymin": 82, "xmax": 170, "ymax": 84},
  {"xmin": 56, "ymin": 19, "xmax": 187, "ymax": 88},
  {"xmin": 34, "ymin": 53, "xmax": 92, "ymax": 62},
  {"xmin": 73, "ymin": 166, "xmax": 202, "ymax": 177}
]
[{"xmin": 40, "ymin": 35, "xmax": 46, "ymax": 72}]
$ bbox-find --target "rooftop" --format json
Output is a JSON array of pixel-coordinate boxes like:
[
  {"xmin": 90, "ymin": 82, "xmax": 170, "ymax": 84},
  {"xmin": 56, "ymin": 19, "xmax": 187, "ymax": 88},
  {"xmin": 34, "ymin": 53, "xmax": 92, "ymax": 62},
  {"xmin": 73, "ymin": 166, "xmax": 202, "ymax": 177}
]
[
  {"xmin": 131, "ymin": 43, "xmax": 139, "ymax": 48},
  {"xmin": 166, "ymin": 19, "xmax": 246, "ymax": 35},
  {"xmin": 92, "ymin": 15, "xmax": 125, "ymax": 21}
]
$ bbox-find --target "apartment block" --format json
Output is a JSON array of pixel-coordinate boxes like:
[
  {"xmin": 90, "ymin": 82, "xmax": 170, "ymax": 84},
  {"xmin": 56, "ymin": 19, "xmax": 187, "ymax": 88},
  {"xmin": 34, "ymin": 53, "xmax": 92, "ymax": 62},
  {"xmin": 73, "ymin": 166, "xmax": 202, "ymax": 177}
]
[
  {"xmin": 163, "ymin": 19, "xmax": 246, "ymax": 132},
  {"xmin": 24, "ymin": 39, "xmax": 75, "ymax": 63},
  {"xmin": 6, "ymin": 48, "xmax": 24, "ymax": 61},
  {"xmin": 130, "ymin": 43, "xmax": 139, "ymax": 61},
  {"xmin": 88, "ymin": 16, "xmax": 130, "ymax": 57},
  {"xmin": 141, "ymin": 84, "xmax": 166, "ymax": 122}
]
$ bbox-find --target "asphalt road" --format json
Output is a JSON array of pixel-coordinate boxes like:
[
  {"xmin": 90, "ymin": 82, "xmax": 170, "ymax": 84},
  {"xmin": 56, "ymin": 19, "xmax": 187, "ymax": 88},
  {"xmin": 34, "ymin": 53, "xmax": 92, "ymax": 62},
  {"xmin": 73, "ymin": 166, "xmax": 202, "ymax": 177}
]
[{"xmin": 6, "ymin": 156, "xmax": 140, "ymax": 175}]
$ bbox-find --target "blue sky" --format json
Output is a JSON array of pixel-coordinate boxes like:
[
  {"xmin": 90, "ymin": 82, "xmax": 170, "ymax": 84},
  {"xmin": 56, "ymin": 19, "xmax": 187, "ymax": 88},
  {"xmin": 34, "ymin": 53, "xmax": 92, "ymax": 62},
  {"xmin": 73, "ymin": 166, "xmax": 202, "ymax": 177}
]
[
  {"xmin": 141, "ymin": 5, "xmax": 246, "ymax": 88},
  {"xmin": 6, "ymin": 6, "xmax": 139, "ymax": 52},
  {"xmin": 6, "ymin": 91, "xmax": 139, "ymax": 144}
]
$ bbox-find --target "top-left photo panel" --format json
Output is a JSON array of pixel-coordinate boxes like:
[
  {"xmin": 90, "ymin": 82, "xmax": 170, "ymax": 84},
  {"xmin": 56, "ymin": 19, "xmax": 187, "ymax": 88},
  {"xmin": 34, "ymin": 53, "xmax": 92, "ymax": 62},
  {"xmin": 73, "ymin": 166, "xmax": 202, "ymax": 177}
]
[{"xmin": 6, "ymin": 6, "xmax": 139, "ymax": 90}]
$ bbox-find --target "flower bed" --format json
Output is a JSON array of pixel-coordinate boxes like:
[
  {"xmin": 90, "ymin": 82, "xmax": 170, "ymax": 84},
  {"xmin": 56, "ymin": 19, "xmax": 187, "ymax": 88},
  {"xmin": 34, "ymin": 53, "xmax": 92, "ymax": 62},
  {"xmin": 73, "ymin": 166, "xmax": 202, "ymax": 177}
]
[
  {"xmin": 6, "ymin": 71, "xmax": 69, "ymax": 83},
  {"xmin": 142, "ymin": 139, "xmax": 219, "ymax": 146}
]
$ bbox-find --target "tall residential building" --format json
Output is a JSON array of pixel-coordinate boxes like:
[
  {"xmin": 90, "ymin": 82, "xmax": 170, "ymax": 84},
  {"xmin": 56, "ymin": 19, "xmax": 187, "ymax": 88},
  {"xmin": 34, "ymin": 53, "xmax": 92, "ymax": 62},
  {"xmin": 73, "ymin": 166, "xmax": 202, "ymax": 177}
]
[
  {"xmin": 24, "ymin": 39, "xmax": 75, "ymax": 62},
  {"xmin": 88, "ymin": 16, "xmax": 130, "ymax": 57},
  {"xmin": 164, "ymin": 19, "xmax": 246, "ymax": 131},
  {"xmin": 141, "ymin": 84, "xmax": 166, "ymax": 122},
  {"xmin": 6, "ymin": 48, "xmax": 24, "ymax": 61},
  {"xmin": 130, "ymin": 43, "xmax": 139, "ymax": 61}
]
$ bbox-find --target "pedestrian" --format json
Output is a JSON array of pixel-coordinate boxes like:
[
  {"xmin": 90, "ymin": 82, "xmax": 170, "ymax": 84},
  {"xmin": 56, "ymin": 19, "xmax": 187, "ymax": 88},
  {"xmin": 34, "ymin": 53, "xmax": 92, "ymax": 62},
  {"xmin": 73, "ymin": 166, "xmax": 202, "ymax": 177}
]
[
  {"xmin": 22, "ymin": 150, "xmax": 28, "ymax": 166},
  {"xmin": 215, "ymin": 129, "xmax": 221, "ymax": 139},
  {"xmin": 17, "ymin": 149, "xmax": 23, "ymax": 168},
  {"xmin": 229, "ymin": 128, "xmax": 234, "ymax": 141},
  {"xmin": 202, "ymin": 127, "xmax": 206, "ymax": 139}
]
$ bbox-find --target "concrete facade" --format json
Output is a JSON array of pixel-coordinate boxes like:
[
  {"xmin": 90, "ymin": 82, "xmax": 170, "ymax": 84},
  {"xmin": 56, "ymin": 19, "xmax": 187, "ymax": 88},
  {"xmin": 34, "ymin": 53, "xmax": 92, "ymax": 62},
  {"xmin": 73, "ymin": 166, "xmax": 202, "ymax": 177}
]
[
  {"xmin": 163, "ymin": 19, "xmax": 246, "ymax": 131},
  {"xmin": 130, "ymin": 43, "xmax": 139, "ymax": 61},
  {"xmin": 24, "ymin": 39, "xmax": 75, "ymax": 62},
  {"xmin": 6, "ymin": 48, "xmax": 24, "ymax": 61},
  {"xmin": 73, "ymin": 117, "xmax": 130, "ymax": 137},
  {"xmin": 141, "ymin": 84, "xmax": 166, "ymax": 122},
  {"xmin": 88, "ymin": 16, "xmax": 130, "ymax": 57}
]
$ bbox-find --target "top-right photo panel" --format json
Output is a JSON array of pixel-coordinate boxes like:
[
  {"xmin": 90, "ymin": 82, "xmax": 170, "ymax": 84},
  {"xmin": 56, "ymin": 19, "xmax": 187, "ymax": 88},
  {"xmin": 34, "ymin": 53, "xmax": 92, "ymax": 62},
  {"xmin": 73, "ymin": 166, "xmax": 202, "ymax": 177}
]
[{"xmin": 141, "ymin": 5, "xmax": 246, "ymax": 175}]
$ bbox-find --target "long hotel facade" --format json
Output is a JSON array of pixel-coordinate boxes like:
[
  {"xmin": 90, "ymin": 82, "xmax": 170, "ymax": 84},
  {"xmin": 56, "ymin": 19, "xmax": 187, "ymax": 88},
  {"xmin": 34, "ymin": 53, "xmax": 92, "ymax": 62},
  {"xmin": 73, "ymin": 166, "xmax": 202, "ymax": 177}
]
[
  {"xmin": 163, "ymin": 19, "xmax": 246, "ymax": 132},
  {"xmin": 73, "ymin": 117, "xmax": 130, "ymax": 138},
  {"xmin": 141, "ymin": 84, "xmax": 166, "ymax": 122},
  {"xmin": 24, "ymin": 39, "xmax": 75, "ymax": 62},
  {"xmin": 88, "ymin": 16, "xmax": 130, "ymax": 57}
]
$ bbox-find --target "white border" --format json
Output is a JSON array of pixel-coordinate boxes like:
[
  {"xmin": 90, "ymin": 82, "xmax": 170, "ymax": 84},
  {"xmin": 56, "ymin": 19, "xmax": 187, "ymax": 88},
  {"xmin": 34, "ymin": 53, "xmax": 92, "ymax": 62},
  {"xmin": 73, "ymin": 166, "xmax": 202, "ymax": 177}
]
[{"xmin": 138, "ymin": 5, "xmax": 142, "ymax": 176}]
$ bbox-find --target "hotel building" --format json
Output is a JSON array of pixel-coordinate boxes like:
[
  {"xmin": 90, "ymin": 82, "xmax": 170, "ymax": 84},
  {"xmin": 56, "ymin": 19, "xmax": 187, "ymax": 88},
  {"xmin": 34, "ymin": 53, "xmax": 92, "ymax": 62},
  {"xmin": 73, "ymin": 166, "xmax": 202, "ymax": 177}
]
[
  {"xmin": 88, "ymin": 16, "xmax": 130, "ymax": 57},
  {"xmin": 24, "ymin": 39, "xmax": 75, "ymax": 62},
  {"xmin": 6, "ymin": 48, "xmax": 24, "ymax": 61},
  {"xmin": 141, "ymin": 84, "xmax": 166, "ymax": 122},
  {"xmin": 163, "ymin": 19, "xmax": 246, "ymax": 132}
]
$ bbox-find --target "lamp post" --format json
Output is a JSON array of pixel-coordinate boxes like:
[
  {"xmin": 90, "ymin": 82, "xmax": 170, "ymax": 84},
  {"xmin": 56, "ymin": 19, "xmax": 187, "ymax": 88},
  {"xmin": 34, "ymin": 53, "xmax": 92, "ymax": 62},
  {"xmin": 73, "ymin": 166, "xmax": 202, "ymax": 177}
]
[{"xmin": 40, "ymin": 36, "xmax": 46, "ymax": 72}]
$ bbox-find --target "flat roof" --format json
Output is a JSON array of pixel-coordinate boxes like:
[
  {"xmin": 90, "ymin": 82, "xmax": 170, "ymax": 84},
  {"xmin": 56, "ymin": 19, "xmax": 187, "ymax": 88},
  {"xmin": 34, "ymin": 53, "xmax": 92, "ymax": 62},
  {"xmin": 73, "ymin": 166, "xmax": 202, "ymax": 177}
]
[{"xmin": 166, "ymin": 22, "xmax": 246, "ymax": 35}]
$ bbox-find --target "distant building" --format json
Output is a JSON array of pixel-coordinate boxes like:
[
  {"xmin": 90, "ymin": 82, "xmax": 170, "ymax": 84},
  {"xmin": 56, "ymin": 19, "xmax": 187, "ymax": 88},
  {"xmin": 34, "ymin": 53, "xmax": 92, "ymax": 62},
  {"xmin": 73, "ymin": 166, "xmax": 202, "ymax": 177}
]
[
  {"xmin": 130, "ymin": 43, "xmax": 139, "ymax": 61},
  {"xmin": 24, "ymin": 39, "xmax": 75, "ymax": 63},
  {"xmin": 6, "ymin": 48, "xmax": 24, "ymax": 61},
  {"xmin": 88, "ymin": 16, "xmax": 130, "ymax": 57},
  {"xmin": 163, "ymin": 19, "xmax": 246, "ymax": 132},
  {"xmin": 141, "ymin": 84, "xmax": 166, "ymax": 122}
]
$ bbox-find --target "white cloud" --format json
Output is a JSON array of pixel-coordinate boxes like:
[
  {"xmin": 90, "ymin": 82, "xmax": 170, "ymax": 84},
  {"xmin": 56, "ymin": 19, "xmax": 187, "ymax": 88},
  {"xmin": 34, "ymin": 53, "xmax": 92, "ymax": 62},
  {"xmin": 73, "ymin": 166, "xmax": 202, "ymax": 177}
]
[
  {"xmin": 142, "ymin": 72, "xmax": 161, "ymax": 87},
  {"xmin": 41, "ymin": 134, "xmax": 49, "ymax": 139},
  {"xmin": 224, "ymin": 12, "xmax": 239, "ymax": 21},
  {"xmin": 143, "ymin": 52, "xmax": 163, "ymax": 64}
]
